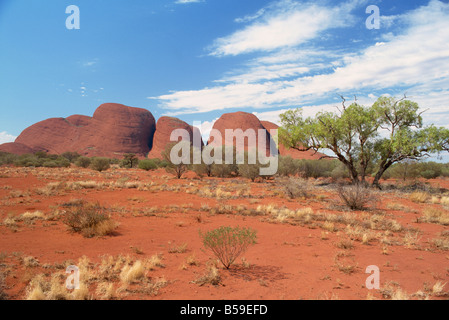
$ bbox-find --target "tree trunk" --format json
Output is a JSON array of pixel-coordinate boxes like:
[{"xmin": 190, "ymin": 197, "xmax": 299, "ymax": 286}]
[{"xmin": 372, "ymin": 161, "xmax": 392, "ymax": 188}]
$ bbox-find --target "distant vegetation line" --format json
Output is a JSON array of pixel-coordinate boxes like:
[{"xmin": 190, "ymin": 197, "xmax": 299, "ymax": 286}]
[{"xmin": 1, "ymin": 150, "xmax": 449, "ymax": 182}]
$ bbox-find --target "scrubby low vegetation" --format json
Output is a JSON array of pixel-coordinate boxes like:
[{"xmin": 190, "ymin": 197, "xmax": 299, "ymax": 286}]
[
  {"xmin": 62, "ymin": 201, "xmax": 119, "ymax": 238},
  {"xmin": 200, "ymin": 226, "xmax": 257, "ymax": 269}
]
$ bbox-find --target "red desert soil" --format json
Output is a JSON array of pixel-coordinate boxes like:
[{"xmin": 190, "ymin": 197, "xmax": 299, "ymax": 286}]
[{"xmin": 0, "ymin": 166, "xmax": 448, "ymax": 300}]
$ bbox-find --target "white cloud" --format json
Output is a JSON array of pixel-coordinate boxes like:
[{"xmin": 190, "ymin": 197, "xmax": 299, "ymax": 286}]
[
  {"xmin": 81, "ymin": 59, "xmax": 98, "ymax": 67},
  {"xmin": 154, "ymin": 0, "xmax": 449, "ymax": 134},
  {"xmin": 193, "ymin": 118, "xmax": 218, "ymax": 142},
  {"xmin": 0, "ymin": 131, "xmax": 17, "ymax": 144},
  {"xmin": 209, "ymin": 1, "xmax": 355, "ymax": 57}
]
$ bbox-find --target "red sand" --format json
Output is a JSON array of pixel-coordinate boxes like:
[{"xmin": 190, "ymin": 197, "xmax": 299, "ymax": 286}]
[{"xmin": 0, "ymin": 166, "xmax": 448, "ymax": 300}]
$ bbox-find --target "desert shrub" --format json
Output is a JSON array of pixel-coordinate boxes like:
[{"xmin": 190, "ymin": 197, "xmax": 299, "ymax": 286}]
[
  {"xmin": 41, "ymin": 160, "xmax": 59, "ymax": 168},
  {"xmin": 62, "ymin": 201, "xmax": 118, "ymax": 238},
  {"xmin": 157, "ymin": 159, "xmax": 171, "ymax": 168},
  {"xmin": 282, "ymin": 177, "xmax": 309, "ymax": 199},
  {"xmin": 90, "ymin": 157, "xmax": 110, "ymax": 172},
  {"xmin": 420, "ymin": 169, "xmax": 438, "ymax": 180},
  {"xmin": 277, "ymin": 156, "xmax": 299, "ymax": 176},
  {"xmin": 192, "ymin": 264, "xmax": 222, "ymax": 286},
  {"xmin": 120, "ymin": 153, "xmax": 139, "ymax": 169},
  {"xmin": 409, "ymin": 191, "xmax": 429, "ymax": 203},
  {"xmin": 162, "ymin": 142, "xmax": 191, "ymax": 179},
  {"xmin": 61, "ymin": 152, "xmax": 81, "ymax": 163},
  {"xmin": 43, "ymin": 156, "xmax": 70, "ymax": 168},
  {"xmin": 200, "ymin": 226, "xmax": 257, "ymax": 269},
  {"xmin": 208, "ymin": 146, "xmax": 239, "ymax": 178},
  {"xmin": 297, "ymin": 159, "xmax": 338, "ymax": 179},
  {"xmin": 192, "ymin": 162, "xmax": 213, "ymax": 178},
  {"xmin": 330, "ymin": 163, "xmax": 350, "ymax": 180},
  {"xmin": 138, "ymin": 159, "xmax": 158, "ymax": 171},
  {"xmin": 422, "ymin": 208, "xmax": 449, "ymax": 225},
  {"xmin": 75, "ymin": 156, "xmax": 91, "ymax": 168},
  {"xmin": 238, "ymin": 162, "xmax": 261, "ymax": 182},
  {"xmin": 0, "ymin": 152, "xmax": 18, "ymax": 165},
  {"xmin": 338, "ymin": 183, "xmax": 373, "ymax": 210},
  {"xmin": 211, "ymin": 163, "xmax": 234, "ymax": 178},
  {"xmin": 387, "ymin": 161, "xmax": 447, "ymax": 180},
  {"xmin": 237, "ymin": 151, "xmax": 268, "ymax": 182}
]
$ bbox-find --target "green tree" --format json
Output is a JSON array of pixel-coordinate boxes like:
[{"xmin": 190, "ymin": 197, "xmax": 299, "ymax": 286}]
[
  {"xmin": 121, "ymin": 153, "xmax": 139, "ymax": 168},
  {"xmin": 279, "ymin": 96, "xmax": 447, "ymax": 187},
  {"xmin": 162, "ymin": 142, "xmax": 192, "ymax": 179}
]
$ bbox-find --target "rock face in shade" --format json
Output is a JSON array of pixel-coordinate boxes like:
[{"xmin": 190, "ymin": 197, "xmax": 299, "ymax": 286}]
[
  {"xmin": 147, "ymin": 116, "xmax": 204, "ymax": 159},
  {"xmin": 207, "ymin": 111, "xmax": 275, "ymax": 156},
  {"xmin": 5, "ymin": 103, "xmax": 156, "ymax": 158},
  {"xmin": 260, "ymin": 120, "xmax": 326, "ymax": 160}
]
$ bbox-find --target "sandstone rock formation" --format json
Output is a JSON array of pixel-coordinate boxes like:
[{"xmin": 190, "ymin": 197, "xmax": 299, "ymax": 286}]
[
  {"xmin": 1, "ymin": 103, "xmax": 156, "ymax": 158},
  {"xmin": 207, "ymin": 111, "xmax": 275, "ymax": 156},
  {"xmin": 147, "ymin": 116, "xmax": 204, "ymax": 159},
  {"xmin": 0, "ymin": 142, "xmax": 35, "ymax": 155},
  {"xmin": 0, "ymin": 104, "xmax": 327, "ymax": 162}
]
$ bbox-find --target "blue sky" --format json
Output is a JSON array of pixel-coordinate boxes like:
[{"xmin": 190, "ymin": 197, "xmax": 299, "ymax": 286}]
[{"xmin": 1, "ymin": 0, "xmax": 449, "ymax": 161}]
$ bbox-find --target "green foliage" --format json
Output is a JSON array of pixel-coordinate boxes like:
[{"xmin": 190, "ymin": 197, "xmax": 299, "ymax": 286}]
[
  {"xmin": 279, "ymin": 96, "xmax": 449, "ymax": 186},
  {"xmin": 121, "ymin": 153, "xmax": 139, "ymax": 168},
  {"xmin": 61, "ymin": 151, "xmax": 81, "ymax": 163},
  {"xmin": 89, "ymin": 157, "xmax": 110, "ymax": 172},
  {"xmin": 209, "ymin": 146, "xmax": 239, "ymax": 178},
  {"xmin": 237, "ymin": 149, "xmax": 270, "ymax": 182},
  {"xmin": 42, "ymin": 156, "xmax": 71, "ymax": 168},
  {"xmin": 75, "ymin": 156, "xmax": 91, "ymax": 168},
  {"xmin": 162, "ymin": 142, "xmax": 190, "ymax": 179},
  {"xmin": 200, "ymin": 226, "xmax": 257, "ymax": 269},
  {"xmin": 277, "ymin": 156, "xmax": 299, "ymax": 176},
  {"xmin": 386, "ymin": 160, "xmax": 447, "ymax": 180},
  {"xmin": 138, "ymin": 159, "xmax": 158, "ymax": 171},
  {"xmin": 238, "ymin": 162, "xmax": 260, "ymax": 182},
  {"xmin": 0, "ymin": 151, "xmax": 71, "ymax": 168}
]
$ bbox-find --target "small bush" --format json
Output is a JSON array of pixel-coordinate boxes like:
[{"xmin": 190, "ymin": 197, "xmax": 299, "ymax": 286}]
[
  {"xmin": 62, "ymin": 201, "xmax": 118, "ymax": 238},
  {"xmin": 192, "ymin": 264, "xmax": 222, "ymax": 286},
  {"xmin": 282, "ymin": 178, "xmax": 309, "ymax": 199},
  {"xmin": 421, "ymin": 170, "xmax": 438, "ymax": 180},
  {"xmin": 338, "ymin": 183, "xmax": 373, "ymax": 210},
  {"xmin": 277, "ymin": 156, "xmax": 298, "ymax": 176},
  {"xmin": 138, "ymin": 159, "xmax": 158, "ymax": 171},
  {"xmin": 409, "ymin": 191, "xmax": 429, "ymax": 203},
  {"xmin": 75, "ymin": 156, "xmax": 91, "ymax": 168},
  {"xmin": 238, "ymin": 162, "xmax": 260, "ymax": 182},
  {"xmin": 422, "ymin": 208, "xmax": 449, "ymax": 226},
  {"xmin": 90, "ymin": 158, "xmax": 110, "ymax": 172},
  {"xmin": 200, "ymin": 226, "xmax": 257, "ymax": 269}
]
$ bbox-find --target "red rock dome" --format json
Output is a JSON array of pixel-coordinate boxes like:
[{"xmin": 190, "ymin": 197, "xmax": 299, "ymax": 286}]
[{"xmin": 147, "ymin": 116, "xmax": 204, "ymax": 159}]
